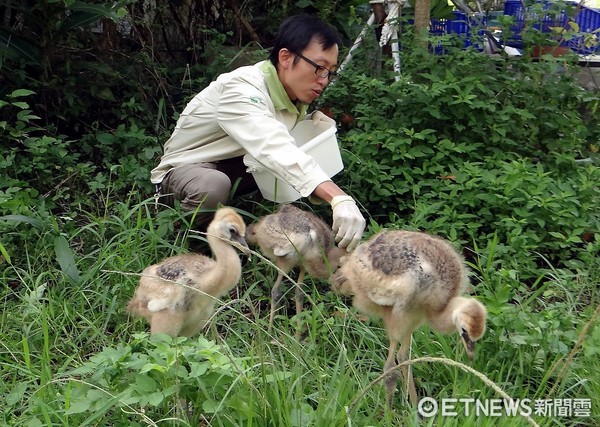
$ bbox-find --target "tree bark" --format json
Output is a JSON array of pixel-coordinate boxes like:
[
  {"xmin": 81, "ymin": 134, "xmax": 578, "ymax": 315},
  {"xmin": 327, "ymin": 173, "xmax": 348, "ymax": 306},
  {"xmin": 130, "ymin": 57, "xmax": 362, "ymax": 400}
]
[{"xmin": 414, "ymin": 0, "xmax": 431, "ymax": 49}]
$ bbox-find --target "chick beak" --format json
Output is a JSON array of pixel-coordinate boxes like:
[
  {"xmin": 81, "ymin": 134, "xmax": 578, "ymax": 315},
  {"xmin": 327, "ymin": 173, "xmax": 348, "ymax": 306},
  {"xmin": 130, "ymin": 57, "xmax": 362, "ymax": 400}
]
[
  {"xmin": 233, "ymin": 235, "xmax": 250, "ymax": 255},
  {"xmin": 461, "ymin": 329, "xmax": 475, "ymax": 360}
]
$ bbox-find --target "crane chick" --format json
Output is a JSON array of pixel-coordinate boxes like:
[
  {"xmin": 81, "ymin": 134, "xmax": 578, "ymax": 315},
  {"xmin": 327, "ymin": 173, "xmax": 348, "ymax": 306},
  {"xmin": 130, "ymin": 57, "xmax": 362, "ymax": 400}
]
[
  {"xmin": 246, "ymin": 204, "xmax": 346, "ymax": 327},
  {"xmin": 330, "ymin": 230, "xmax": 487, "ymax": 406},
  {"xmin": 127, "ymin": 207, "xmax": 248, "ymax": 337}
]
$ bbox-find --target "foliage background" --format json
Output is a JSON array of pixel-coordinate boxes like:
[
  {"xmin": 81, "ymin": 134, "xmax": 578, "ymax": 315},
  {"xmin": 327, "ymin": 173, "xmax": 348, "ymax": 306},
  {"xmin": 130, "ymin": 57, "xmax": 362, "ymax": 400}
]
[{"xmin": 1, "ymin": 0, "xmax": 599, "ymax": 425}]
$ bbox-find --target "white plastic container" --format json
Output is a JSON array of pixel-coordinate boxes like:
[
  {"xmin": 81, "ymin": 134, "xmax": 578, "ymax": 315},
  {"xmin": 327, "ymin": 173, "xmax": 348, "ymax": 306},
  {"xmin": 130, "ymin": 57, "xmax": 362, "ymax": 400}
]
[{"xmin": 243, "ymin": 121, "xmax": 343, "ymax": 203}]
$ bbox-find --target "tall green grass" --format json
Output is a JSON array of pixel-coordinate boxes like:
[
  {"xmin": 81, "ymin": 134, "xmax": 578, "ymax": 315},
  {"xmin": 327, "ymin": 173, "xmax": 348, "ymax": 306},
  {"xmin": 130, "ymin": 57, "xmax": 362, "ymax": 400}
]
[{"xmin": 1, "ymin": 193, "xmax": 598, "ymax": 426}]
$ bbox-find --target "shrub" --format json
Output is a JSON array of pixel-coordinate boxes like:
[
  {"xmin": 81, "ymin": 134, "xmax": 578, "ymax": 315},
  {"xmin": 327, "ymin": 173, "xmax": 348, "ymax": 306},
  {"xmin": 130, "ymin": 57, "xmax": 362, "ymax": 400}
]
[{"xmin": 321, "ymin": 48, "xmax": 599, "ymax": 281}]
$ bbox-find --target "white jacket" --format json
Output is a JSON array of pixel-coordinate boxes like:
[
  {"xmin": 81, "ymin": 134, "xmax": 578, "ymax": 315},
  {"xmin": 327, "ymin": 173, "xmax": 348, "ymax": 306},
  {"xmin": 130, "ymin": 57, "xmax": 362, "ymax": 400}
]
[{"xmin": 151, "ymin": 60, "xmax": 331, "ymax": 198}]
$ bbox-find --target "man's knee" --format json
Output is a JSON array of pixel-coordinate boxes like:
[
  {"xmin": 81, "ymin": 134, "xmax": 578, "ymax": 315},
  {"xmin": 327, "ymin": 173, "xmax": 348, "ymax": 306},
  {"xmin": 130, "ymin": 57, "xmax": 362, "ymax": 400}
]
[
  {"xmin": 160, "ymin": 164, "xmax": 233, "ymax": 211},
  {"xmin": 180, "ymin": 172, "xmax": 231, "ymax": 211}
]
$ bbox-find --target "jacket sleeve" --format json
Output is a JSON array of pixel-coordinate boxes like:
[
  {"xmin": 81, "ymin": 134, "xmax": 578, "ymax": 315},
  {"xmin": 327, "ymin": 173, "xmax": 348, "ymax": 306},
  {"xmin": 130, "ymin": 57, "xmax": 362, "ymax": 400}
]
[{"xmin": 216, "ymin": 77, "xmax": 331, "ymax": 198}]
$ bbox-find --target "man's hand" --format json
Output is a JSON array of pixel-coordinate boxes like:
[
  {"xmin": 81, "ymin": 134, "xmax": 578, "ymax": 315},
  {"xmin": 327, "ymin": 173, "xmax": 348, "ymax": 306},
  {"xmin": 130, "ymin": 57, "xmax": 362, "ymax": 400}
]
[
  {"xmin": 331, "ymin": 195, "xmax": 366, "ymax": 252},
  {"xmin": 311, "ymin": 110, "xmax": 336, "ymax": 127}
]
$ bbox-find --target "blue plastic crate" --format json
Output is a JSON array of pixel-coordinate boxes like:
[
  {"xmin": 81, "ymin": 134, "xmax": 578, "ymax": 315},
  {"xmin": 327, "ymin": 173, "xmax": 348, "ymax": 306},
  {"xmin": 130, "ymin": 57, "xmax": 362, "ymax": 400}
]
[
  {"xmin": 430, "ymin": 11, "xmax": 488, "ymax": 53},
  {"xmin": 505, "ymin": 0, "xmax": 569, "ymax": 29},
  {"xmin": 568, "ymin": 6, "xmax": 600, "ymax": 54},
  {"xmin": 503, "ymin": 0, "xmax": 570, "ymax": 47},
  {"xmin": 503, "ymin": 0, "xmax": 599, "ymax": 53}
]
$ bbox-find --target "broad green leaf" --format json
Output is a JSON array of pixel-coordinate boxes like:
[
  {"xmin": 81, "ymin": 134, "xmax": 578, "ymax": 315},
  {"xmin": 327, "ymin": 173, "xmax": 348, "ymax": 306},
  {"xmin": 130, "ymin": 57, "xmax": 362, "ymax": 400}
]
[
  {"xmin": 0, "ymin": 241, "xmax": 11, "ymax": 264},
  {"xmin": 0, "ymin": 215, "xmax": 45, "ymax": 229},
  {"xmin": 17, "ymin": 110, "xmax": 41, "ymax": 121},
  {"xmin": 134, "ymin": 374, "xmax": 157, "ymax": 393},
  {"xmin": 140, "ymin": 363, "xmax": 168, "ymax": 374},
  {"xmin": 54, "ymin": 235, "xmax": 82, "ymax": 285},
  {"xmin": 65, "ymin": 398, "xmax": 92, "ymax": 414},
  {"xmin": 6, "ymin": 382, "xmax": 28, "ymax": 406},
  {"xmin": 93, "ymin": 87, "xmax": 116, "ymax": 102},
  {"xmin": 10, "ymin": 89, "xmax": 35, "ymax": 97},
  {"xmin": 202, "ymin": 398, "xmax": 222, "ymax": 413},
  {"xmin": 264, "ymin": 371, "xmax": 293, "ymax": 383},
  {"xmin": 509, "ymin": 334, "xmax": 527, "ymax": 345},
  {"xmin": 188, "ymin": 361, "xmax": 210, "ymax": 378},
  {"xmin": 97, "ymin": 133, "xmax": 115, "ymax": 144},
  {"xmin": 145, "ymin": 391, "xmax": 165, "ymax": 406}
]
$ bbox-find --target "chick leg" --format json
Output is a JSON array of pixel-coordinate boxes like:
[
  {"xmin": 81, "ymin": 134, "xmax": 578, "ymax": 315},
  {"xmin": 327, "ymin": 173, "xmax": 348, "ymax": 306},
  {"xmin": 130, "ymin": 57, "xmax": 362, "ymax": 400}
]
[
  {"xmin": 397, "ymin": 333, "xmax": 418, "ymax": 406},
  {"xmin": 269, "ymin": 272, "xmax": 284, "ymax": 328},
  {"xmin": 384, "ymin": 339, "xmax": 400, "ymax": 408},
  {"xmin": 294, "ymin": 268, "xmax": 306, "ymax": 316},
  {"xmin": 293, "ymin": 268, "xmax": 307, "ymax": 339}
]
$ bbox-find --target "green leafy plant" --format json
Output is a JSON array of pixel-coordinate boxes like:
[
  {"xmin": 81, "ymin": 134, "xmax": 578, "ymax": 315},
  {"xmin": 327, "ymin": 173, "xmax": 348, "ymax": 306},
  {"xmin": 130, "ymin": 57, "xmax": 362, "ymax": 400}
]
[
  {"xmin": 56, "ymin": 333, "xmax": 246, "ymax": 424},
  {"xmin": 322, "ymin": 48, "xmax": 599, "ymax": 282}
]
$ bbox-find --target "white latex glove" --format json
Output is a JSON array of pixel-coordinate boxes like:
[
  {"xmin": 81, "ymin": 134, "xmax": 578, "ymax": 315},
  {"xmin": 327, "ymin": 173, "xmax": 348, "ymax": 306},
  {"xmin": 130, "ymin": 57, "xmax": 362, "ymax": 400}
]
[
  {"xmin": 310, "ymin": 110, "xmax": 336, "ymax": 127},
  {"xmin": 331, "ymin": 195, "xmax": 366, "ymax": 252}
]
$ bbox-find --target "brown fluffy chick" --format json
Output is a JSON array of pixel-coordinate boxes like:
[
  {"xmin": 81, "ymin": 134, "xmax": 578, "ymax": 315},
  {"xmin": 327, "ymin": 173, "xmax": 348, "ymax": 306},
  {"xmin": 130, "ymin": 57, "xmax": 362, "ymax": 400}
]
[
  {"xmin": 127, "ymin": 207, "xmax": 248, "ymax": 337},
  {"xmin": 246, "ymin": 204, "xmax": 347, "ymax": 327},
  {"xmin": 330, "ymin": 230, "xmax": 487, "ymax": 407}
]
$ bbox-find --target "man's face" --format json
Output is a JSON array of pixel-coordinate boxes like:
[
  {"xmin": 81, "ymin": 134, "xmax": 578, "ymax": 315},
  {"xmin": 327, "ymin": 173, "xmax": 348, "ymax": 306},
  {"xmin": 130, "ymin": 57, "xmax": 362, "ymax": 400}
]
[{"xmin": 278, "ymin": 37, "xmax": 339, "ymax": 104}]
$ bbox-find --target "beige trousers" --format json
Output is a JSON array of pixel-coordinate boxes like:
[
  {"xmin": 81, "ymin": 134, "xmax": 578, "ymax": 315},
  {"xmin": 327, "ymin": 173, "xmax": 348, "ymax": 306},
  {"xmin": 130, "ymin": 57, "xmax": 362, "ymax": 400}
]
[{"xmin": 159, "ymin": 156, "xmax": 257, "ymax": 214}]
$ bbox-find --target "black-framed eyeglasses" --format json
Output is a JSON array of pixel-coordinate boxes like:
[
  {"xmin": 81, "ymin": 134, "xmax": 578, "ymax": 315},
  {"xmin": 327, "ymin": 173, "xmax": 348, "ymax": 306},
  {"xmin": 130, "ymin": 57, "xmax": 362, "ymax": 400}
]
[{"xmin": 293, "ymin": 51, "xmax": 339, "ymax": 82}]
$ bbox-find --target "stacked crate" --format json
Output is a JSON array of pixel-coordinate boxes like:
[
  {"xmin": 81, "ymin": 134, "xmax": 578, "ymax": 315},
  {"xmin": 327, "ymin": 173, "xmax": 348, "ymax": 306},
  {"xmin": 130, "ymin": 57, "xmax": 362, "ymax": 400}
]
[
  {"xmin": 430, "ymin": 11, "xmax": 488, "ymax": 53},
  {"xmin": 569, "ymin": 5, "xmax": 600, "ymax": 54},
  {"xmin": 503, "ymin": 0, "xmax": 599, "ymax": 54}
]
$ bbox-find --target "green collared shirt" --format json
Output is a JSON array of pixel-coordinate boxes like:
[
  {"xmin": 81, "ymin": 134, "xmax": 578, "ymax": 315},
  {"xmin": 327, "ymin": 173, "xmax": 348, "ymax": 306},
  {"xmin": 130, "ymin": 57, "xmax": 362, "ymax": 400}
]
[{"xmin": 260, "ymin": 61, "xmax": 308, "ymax": 120}]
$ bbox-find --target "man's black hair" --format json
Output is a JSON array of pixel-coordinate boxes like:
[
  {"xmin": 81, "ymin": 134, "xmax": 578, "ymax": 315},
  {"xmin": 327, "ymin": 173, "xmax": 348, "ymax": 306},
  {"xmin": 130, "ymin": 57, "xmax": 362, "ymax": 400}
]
[{"xmin": 269, "ymin": 14, "xmax": 342, "ymax": 66}]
